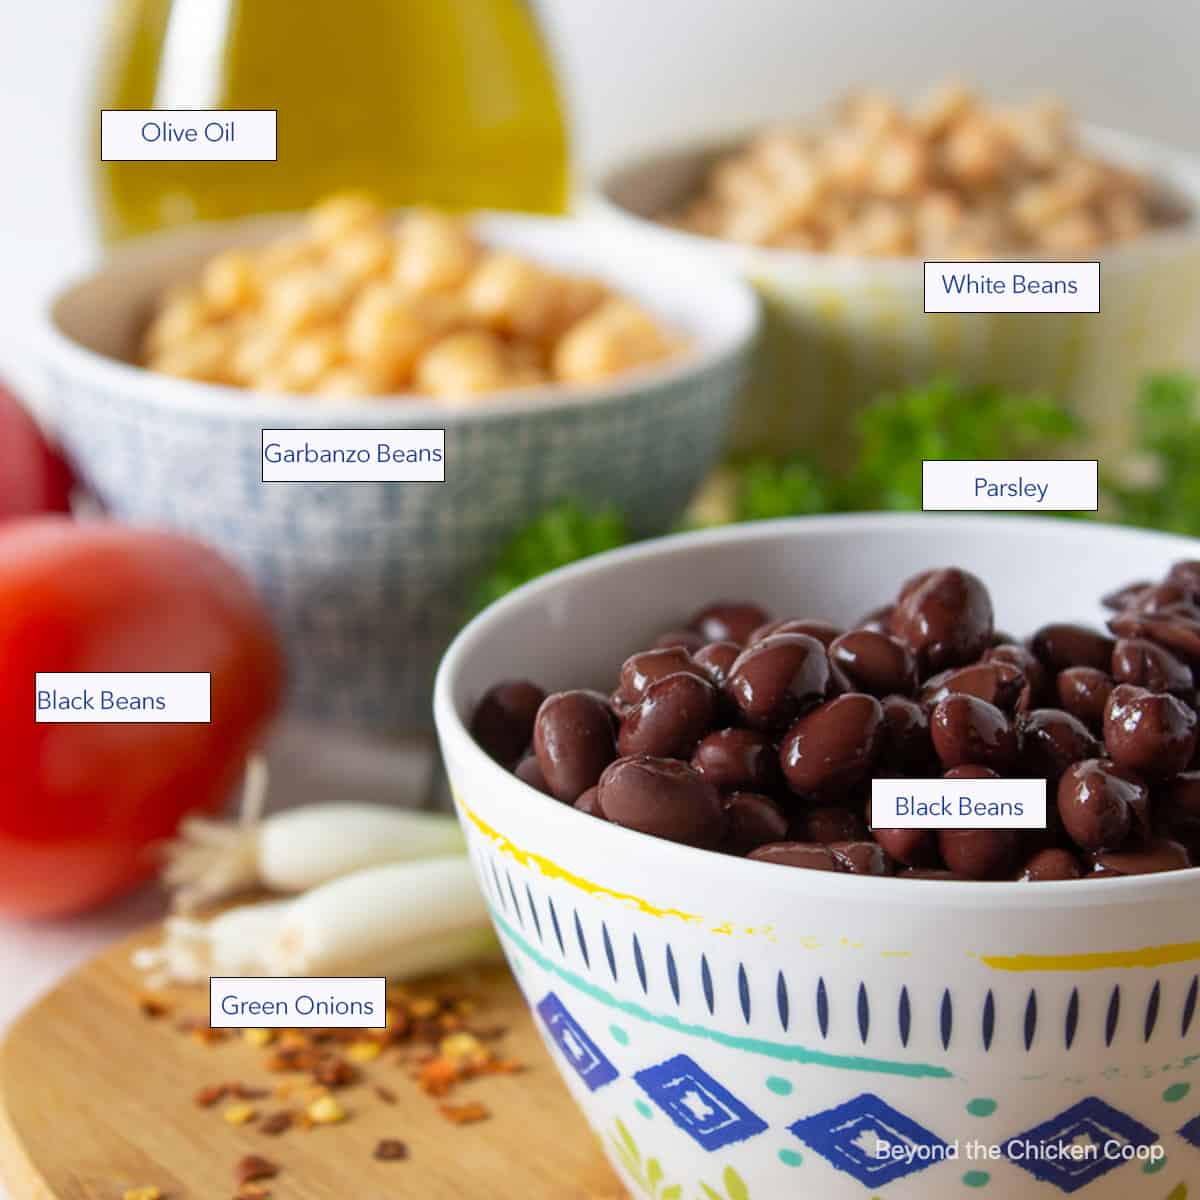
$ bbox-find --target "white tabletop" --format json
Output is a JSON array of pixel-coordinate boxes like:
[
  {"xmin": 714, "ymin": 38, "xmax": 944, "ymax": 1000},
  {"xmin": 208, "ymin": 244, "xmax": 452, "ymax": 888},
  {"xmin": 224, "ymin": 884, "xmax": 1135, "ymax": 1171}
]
[{"xmin": 0, "ymin": 887, "xmax": 169, "ymax": 1031}]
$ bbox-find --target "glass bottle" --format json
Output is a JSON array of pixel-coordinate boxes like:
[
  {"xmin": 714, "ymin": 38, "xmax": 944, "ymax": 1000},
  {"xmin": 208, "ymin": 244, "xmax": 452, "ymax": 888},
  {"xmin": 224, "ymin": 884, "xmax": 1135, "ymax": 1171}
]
[{"xmin": 94, "ymin": 0, "xmax": 570, "ymax": 241}]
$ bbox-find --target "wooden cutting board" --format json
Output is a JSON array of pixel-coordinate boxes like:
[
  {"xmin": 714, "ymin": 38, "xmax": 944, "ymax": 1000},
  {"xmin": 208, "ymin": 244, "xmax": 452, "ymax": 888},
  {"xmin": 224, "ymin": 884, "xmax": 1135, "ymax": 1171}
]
[{"xmin": 0, "ymin": 928, "xmax": 624, "ymax": 1200}]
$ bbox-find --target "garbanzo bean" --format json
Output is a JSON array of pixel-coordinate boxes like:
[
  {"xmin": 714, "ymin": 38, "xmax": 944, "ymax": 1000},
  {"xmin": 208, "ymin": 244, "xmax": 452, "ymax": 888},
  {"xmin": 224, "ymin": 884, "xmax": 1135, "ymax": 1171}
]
[
  {"xmin": 330, "ymin": 227, "xmax": 395, "ymax": 285},
  {"xmin": 144, "ymin": 288, "xmax": 210, "ymax": 355},
  {"xmin": 152, "ymin": 325, "xmax": 236, "ymax": 383},
  {"xmin": 314, "ymin": 364, "xmax": 391, "ymax": 399},
  {"xmin": 277, "ymin": 327, "xmax": 343, "ymax": 391},
  {"xmin": 264, "ymin": 268, "xmax": 354, "ymax": 336},
  {"xmin": 256, "ymin": 233, "xmax": 322, "ymax": 278},
  {"xmin": 344, "ymin": 285, "xmax": 444, "ymax": 382},
  {"xmin": 667, "ymin": 83, "xmax": 1183, "ymax": 257},
  {"xmin": 394, "ymin": 211, "xmax": 478, "ymax": 296},
  {"xmin": 553, "ymin": 299, "xmax": 674, "ymax": 385},
  {"xmin": 201, "ymin": 250, "xmax": 259, "ymax": 314},
  {"xmin": 464, "ymin": 251, "xmax": 560, "ymax": 340},
  {"xmin": 230, "ymin": 327, "xmax": 287, "ymax": 386},
  {"xmin": 414, "ymin": 330, "xmax": 512, "ymax": 399}
]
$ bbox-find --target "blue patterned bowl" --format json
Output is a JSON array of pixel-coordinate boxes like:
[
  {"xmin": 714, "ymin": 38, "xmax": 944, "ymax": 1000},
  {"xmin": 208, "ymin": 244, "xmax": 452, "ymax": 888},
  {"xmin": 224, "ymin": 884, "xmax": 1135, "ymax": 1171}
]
[
  {"xmin": 39, "ymin": 213, "xmax": 757, "ymax": 732},
  {"xmin": 435, "ymin": 515, "xmax": 1200, "ymax": 1200}
]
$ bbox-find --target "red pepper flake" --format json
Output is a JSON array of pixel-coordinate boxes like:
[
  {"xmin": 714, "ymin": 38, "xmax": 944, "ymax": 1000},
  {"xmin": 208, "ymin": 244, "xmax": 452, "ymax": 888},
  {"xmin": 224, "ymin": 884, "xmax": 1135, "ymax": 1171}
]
[
  {"xmin": 137, "ymin": 994, "xmax": 171, "ymax": 1019},
  {"xmin": 264, "ymin": 1045, "xmax": 322, "ymax": 1073},
  {"xmin": 311, "ymin": 1056, "xmax": 359, "ymax": 1088},
  {"xmin": 234, "ymin": 1155, "xmax": 279, "ymax": 1185},
  {"xmin": 258, "ymin": 1111, "xmax": 293, "ymax": 1137},
  {"xmin": 195, "ymin": 1083, "xmax": 228, "ymax": 1108},
  {"xmin": 157, "ymin": 980, "xmax": 525, "ymax": 1149},
  {"xmin": 440, "ymin": 1101, "xmax": 490, "ymax": 1125},
  {"xmin": 373, "ymin": 1138, "xmax": 409, "ymax": 1161},
  {"xmin": 411, "ymin": 1018, "xmax": 443, "ymax": 1043}
]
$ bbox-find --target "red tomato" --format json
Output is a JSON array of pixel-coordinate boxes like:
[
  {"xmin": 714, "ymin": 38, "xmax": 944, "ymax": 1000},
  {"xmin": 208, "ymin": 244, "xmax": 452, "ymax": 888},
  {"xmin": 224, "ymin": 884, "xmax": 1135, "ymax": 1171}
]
[
  {"xmin": 0, "ymin": 517, "xmax": 284, "ymax": 916},
  {"xmin": 0, "ymin": 382, "xmax": 74, "ymax": 519}
]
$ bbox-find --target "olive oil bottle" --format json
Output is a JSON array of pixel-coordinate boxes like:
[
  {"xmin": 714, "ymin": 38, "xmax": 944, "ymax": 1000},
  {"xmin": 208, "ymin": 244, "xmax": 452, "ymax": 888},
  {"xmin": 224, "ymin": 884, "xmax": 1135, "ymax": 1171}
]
[{"xmin": 94, "ymin": 0, "xmax": 570, "ymax": 241}]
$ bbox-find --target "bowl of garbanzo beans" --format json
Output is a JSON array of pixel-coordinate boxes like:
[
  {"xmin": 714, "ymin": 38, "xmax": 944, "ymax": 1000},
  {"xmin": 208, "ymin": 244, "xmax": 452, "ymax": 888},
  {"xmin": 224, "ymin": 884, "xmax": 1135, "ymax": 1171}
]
[
  {"xmin": 592, "ymin": 83, "xmax": 1200, "ymax": 463},
  {"xmin": 40, "ymin": 199, "xmax": 758, "ymax": 731}
]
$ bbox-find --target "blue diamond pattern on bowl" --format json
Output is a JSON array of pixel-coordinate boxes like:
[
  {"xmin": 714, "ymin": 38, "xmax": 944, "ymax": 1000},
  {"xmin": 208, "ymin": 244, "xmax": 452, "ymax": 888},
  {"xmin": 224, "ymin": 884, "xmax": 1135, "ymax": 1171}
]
[
  {"xmin": 1178, "ymin": 1112, "xmax": 1200, "ymax": 1149},
  {"xmin": 535, "ymin": 991, "xmax": 619, "ymax": 1092},
  {"xmin": 634, "ymin": 1053, "xmax": 768, "ymax": 1151},
  {"xmin": 788, "ymin": 1092, "xmax": 950, "ymax": 1187},
  {"xmin": 1001, "ymin": 1096, "xmax": 1158, "ymax": 1194}
]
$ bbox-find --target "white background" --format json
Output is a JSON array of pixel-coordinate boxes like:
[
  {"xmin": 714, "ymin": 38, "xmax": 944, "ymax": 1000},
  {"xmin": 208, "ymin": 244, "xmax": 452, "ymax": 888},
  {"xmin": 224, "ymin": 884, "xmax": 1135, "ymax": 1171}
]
[{"xmin": 0, "ymin": 1, "xmax": 1196, "ymax": 1159}]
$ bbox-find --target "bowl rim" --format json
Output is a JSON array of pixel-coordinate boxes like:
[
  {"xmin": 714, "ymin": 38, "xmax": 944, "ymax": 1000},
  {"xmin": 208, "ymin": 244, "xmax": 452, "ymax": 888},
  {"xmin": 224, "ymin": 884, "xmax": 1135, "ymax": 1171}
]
[
  {"xmin": 434, "ymin": 512, "xmax": 1200, "ymax": 910},
  {"xmin": 590, "ymin": 122, "xmax": 1200, "ymax": 276},
  {"xmin": 39, "ymin": 209, "xmax": 760, "ymax": 425}
]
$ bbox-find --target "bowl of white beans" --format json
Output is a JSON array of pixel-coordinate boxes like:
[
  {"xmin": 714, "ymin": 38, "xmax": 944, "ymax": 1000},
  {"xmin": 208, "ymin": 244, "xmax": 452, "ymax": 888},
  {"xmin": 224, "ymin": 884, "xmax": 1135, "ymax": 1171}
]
[
  {"xmin": 39, "ymin": 203, "xmax": 758, "ymax": 732},
  {"xmin": 590, "ymin": 84, "xmax": 1200, "ymax": 465}
]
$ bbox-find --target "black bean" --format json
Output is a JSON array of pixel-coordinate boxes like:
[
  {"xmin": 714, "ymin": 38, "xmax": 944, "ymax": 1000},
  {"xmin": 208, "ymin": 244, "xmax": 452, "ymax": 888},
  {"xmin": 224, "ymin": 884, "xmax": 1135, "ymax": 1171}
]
[
  {"xmin": 1031, "ymin": 623, "xmax": 1115, "ymax": 672},
  {"xmin": 726, "ymin": 634, "xmax": 830, "ymax": 730},
  {"xmin": 930, "ymin": 694, "xmax": 1018, "ymax": 771},
  {"xmin": 829, "ymin": 629, "xmax": 918, "ymax": 698},
  {"xmin": 1057, "ymin": 759, "xmax": 1146, "ymax": 851},
  {"xmin": 779, "ymin": 693, "xmax": 884, "ymax": 798},
  {"xmin": 471, "ymin": 680, "xmax": 546, "ymax": 766},
  {"xmin": 688, "ymin": 602, "xmax": 770, "ymax": 645},
  {"xmin": 1018, "ymin": 708, "xmax": 1101, "ymax": 782},
  {"xmin": 533, "ymin": 690, "xmax": 616, "ymax": 802},
  {"xmin": 597, "ymin": 756, "xmax": 725, "ymax": 849},
  {"xmin": 722, "ymin": 791, "xmax": 790, "ymax": 854},
  {"xmin": 747, "ymin": 842, "xmax": 838, "ymax": 870},
  {"xmin": 1055, "ymin": 667, "xmax": 1114, "ymax": 732},
  {"xmin": 691, "ymin": 727, "xmax": 780, "ymax": 791},
  {"xmin": 618, "ymin": 672, "xmax": 717, "ymax": 759},
  {"xmin": 890, "ymin": 568, "xmax": 993, "ymax": 674},
  {"xmin": 938, "ymin": 829, "xmax": 1020, "ymax": 879},
  {"xmin": 1104, "ymin": 684, "xmax": 1198, "ymax": 777}
]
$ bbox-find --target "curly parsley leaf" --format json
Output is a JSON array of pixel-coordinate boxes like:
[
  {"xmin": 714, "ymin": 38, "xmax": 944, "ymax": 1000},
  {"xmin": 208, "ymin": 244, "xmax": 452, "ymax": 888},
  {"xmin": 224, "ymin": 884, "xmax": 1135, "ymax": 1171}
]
[
  {"xmin": 843, "ymin": 377, "xmax": 1079, "ymax": 511},
  {"xmin": 732, "ymin": 457, "xmax": 835, "ymax": 522},
  {"xmin": 727, "ymin": 377, "xmax": 1078, "ymax": 519},
  {"xmin": 1107, "ymin": 371, "xmax": 1200, "ymax": 535}
]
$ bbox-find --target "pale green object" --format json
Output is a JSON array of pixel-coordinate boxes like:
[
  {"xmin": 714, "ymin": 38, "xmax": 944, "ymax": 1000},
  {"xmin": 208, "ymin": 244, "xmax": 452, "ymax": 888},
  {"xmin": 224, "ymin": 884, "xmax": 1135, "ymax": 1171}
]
[
  {"xmin": 163, "ymin": 758, "xmax": 465, "ymax": 909},
  {"xmin": 138, "ymin": 856, "xmax": 497, "ymax": 984}
]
